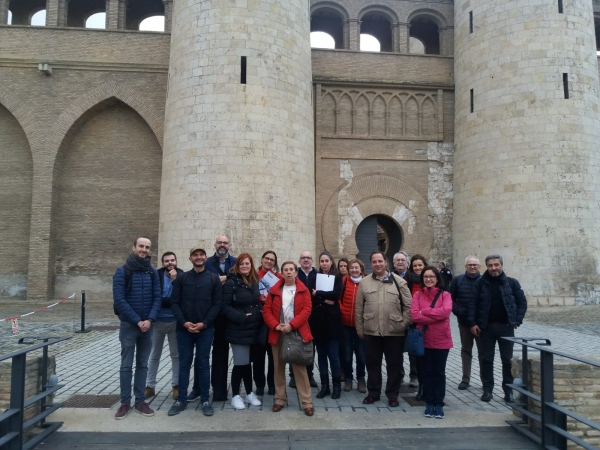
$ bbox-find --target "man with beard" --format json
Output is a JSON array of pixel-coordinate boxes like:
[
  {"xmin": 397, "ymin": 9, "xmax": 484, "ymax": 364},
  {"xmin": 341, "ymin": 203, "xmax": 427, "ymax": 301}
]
[
  {"xmin": 145, "ymin": 252, "xmax": 184, "ymax": 400},
  {"xmin": 203, "ymin": 235, "xmax": 237, "ymax": 402},
  {"xmin": 113, "ymin": 236, "xmax": 161, "ymax": 420},
  {"xmin": 168, "ymin": 246, "xmax": 222, "ymax": 416},
  {"xmin": 469, "ymin": 254, "xmax": 527, "ymax": 403}
]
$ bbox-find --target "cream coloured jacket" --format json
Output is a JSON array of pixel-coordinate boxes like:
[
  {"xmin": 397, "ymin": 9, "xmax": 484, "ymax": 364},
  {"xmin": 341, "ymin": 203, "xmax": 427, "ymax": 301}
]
[{"xmin": 355, "ymin": 272, "xmax": 412, "ymax": 337}]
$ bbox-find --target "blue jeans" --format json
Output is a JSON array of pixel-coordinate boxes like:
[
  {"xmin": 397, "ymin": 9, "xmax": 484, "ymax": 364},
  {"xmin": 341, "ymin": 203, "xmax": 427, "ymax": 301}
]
[
  {"xmin": 315, "ymin": 339, "xmax": 341, "ymax": 379},
  {"xmin": 342, "ymin": 326, "xmax": 365, "ymax": 380},
  {"xmin": 119, "ymin": 321, "xmax": 153, "ymax": 405},
  {"xmin": 177, "ymin": 327, "xmax": 214, "ymax": 403}
]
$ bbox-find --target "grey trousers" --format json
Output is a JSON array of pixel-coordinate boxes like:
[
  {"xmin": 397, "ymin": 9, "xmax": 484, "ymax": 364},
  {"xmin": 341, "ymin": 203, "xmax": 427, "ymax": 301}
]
[
  {"xmin": 458, "ymin": 322, "xmax": 481, "ymax": 384},
  {"xmin": 146, "ymin": 320, "xmax": 179, "ymax": 388}
]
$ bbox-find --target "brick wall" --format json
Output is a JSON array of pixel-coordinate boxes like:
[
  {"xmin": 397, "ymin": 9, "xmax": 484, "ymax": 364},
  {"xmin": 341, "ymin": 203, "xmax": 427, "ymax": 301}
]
[
  {"xmin": 52, "ymin": 101, "xmax": 162, "ymax": 298},
  {"xmin": 0, "ymin": 1, "xmax": 458, "ymax": 300},
  {"xmin": 0, "ymin": 105, "xmax": 32, "ymax": 298},
  {"xmin": 513, "ymin": 356, "xmax": 600, "ymax": 448},
  {"xmin": 0, "ymin": 354, "xmax": 56, "ymax": 423}
]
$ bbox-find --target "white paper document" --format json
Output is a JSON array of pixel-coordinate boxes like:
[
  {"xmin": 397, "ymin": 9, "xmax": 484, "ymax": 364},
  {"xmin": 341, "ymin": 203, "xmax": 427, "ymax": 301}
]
[
  {"xmin": 259, "ymin": 271, "xmax": 280, "ymax": 297},
  {"xmin": 315, "ymin": 273, "xmax": 335, "ymax": 292}
]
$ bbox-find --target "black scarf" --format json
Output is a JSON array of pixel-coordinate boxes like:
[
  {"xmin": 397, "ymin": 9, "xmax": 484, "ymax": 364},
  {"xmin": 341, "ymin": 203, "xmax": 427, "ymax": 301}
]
[{"xmin": 125, "ymin": 253, "xmax": 152, "ymax": 272}]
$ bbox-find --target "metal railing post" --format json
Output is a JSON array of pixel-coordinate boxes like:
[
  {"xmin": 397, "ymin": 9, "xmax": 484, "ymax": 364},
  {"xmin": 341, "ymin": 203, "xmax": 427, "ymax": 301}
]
[
  {"xmin": 8, "ymin": 354, "xmax": 26, "ymax": 450},
  {"xmin": 74, "ymin": 290, "xmax": 90, "ymax": 334},
  {"xmin": 540, "ymin": 349, "xmax": 567, "ymax": 450}
]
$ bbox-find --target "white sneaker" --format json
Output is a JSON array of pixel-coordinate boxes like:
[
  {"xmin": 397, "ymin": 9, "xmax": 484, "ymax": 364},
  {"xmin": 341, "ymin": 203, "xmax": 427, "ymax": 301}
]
[
  {"xmin": 245, "ymin": 392, "xmax": 262, "ymax": 406},
  {"xmin": 231, "ymin": 395, "xmax": 246, "ymax": 410}
]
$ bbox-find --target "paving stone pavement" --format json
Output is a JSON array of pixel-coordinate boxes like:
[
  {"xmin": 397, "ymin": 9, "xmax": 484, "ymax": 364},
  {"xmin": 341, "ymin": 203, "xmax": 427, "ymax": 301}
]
[
  {"xmin": 2, "ymin": 300, "xmax": 600, "ymax": 418},
  {"xmin": 47, "ymin": 316, "xmax": 600, "ymax": 416}
]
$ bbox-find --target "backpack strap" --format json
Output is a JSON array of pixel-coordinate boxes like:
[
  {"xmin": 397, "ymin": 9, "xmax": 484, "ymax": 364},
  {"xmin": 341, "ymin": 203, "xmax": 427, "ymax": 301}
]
[
  {"xmin": 390, "ymin": 274, "xmax": 405, "ymax": 314},
  {"xmin": 422, "ymin": 289, "xmax": 443, "ymax": 334},
  {"xmin": 456, "ymin": 274, "xmax": 466, "ymax": 289},
  {"xmin": 339, "ymin": 276, "xmax": 348, "ymax": 302}
]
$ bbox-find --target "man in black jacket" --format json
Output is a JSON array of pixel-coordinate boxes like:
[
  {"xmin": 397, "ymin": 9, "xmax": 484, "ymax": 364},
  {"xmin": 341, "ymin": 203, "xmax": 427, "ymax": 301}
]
[
  {"xmin": 145, "ymin": 252, "xmax": 184, "ymax": 400},
  {"xmin": 168, "ymin": 246, "xmax": 222, "ymax": 417},
  {"xmin": 439, "ymin": 262, "xmax": 453, "ymax": 290},
  {"xmin": 468, "ymin": 254, "xmax": 527, "ymax": 403},
  {"xmin": 449, "ymin": 255, "xmax": 482, "ymax": 391}
]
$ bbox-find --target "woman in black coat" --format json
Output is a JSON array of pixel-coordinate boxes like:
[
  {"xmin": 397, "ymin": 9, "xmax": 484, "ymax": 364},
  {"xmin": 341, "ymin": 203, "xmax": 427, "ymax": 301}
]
[
  {"xmin": 221, "ymin": 253, "xmax": 262, "ymax": 410},
  {"xmin": 308, "ymin": 251, "xmax": 343, "ymax": 399}
]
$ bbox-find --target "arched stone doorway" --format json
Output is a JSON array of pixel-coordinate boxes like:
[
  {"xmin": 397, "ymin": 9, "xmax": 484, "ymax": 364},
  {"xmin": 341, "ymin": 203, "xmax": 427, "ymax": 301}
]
[{"xmin": 355, "ymin": 214, "xmax": 403, "ymax": 273}]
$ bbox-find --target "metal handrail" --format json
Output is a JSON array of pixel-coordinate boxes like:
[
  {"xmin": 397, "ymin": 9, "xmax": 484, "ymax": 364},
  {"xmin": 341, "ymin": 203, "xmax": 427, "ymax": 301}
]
[
  {"xmin": 504, "ymin": 336, "xmax": 600, "ymax": 450},
  {"xmin": 0, "ymin": 336, "xmax": 70, "ymax": 450}
]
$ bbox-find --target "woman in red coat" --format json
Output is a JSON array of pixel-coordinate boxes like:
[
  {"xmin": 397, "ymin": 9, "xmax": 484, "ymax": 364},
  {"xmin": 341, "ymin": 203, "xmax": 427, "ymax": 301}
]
[
  {"xmin": 263, "ymin": 261, "xmax": 314, "ymax": 416},
  {"xmin": 411, "ymin": 266, "xmax": 453, "ymax": 420}
]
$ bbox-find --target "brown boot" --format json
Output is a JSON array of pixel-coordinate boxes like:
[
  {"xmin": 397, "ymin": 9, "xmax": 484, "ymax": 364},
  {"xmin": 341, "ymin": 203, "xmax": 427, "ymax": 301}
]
[
  {"xmin": 357, "ymin": 378, "xmax": 367, "ymax": 393},
  {"xmin": 172, "ymin": 386, "xmax": 179, "ymax": 400},
  {"xmin": 145, "ymin": 386, "xmax": 155, "ymax": 398},
  {"xmin": 344, "ymin": 379, "xmax": 352, "ymax": 392}
]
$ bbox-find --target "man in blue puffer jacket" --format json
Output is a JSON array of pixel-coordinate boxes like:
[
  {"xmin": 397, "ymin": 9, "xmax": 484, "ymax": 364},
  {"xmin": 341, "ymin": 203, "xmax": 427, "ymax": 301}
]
[
  {"xmin": 113, "ymin": 236, "xmax": 161, "ymax": 420},
  {"xmin": 449, "ymin": 255, "xmax": 482, "ymax": 391}
]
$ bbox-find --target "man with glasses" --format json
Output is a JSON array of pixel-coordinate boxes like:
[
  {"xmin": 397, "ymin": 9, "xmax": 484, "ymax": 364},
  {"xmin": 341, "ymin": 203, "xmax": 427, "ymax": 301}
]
[
  {"xmin": 297, "ymin": 251, "xmax": 317, "ymax": 287},
  {"xmin": 449, "ymin": 256, "xmax": 482, "ymax": 391},
  {"xmin": 203, "ymin": 235, "xmax": 237, "ymax": 402}
]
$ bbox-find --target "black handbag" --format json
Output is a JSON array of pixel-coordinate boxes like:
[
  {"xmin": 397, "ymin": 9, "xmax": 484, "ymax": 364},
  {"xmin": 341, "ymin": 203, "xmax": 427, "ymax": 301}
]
[{"xmin": 279, "ymin": 292, "xmax": 314, "ymax": 365}]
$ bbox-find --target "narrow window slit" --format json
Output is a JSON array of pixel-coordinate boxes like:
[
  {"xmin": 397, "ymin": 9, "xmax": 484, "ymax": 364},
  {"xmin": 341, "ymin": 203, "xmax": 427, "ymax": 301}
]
[
  {"xmin": 558, "ymin": 0, "xmax": 563, "ymax": 14},
  {"xmin": 469, "ymin": 11, "xmax": 473, "ymax": 34},
  {"xmin": 563, "ymin": 73, "xmax": 569, "ymax": 99},
  {"xmin": 470, "ymin": 89, "xmax": 474, "ymax": 113},
  {"xmin": 241, "ymin": 56, "xmax": 247, "ymax": 85}
]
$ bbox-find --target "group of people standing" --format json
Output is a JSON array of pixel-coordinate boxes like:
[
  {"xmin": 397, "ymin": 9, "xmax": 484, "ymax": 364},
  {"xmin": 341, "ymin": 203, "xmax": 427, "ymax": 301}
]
[{"xmin": 112, "ymin": 234, "xmax": 527, "ymax": 421}]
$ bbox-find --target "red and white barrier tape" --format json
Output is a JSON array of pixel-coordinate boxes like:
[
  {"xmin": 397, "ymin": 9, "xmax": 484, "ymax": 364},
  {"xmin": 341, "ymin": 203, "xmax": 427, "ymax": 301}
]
[{"xmin": 0, "ymin": 293, "xmax": 76, "ymax": 323}]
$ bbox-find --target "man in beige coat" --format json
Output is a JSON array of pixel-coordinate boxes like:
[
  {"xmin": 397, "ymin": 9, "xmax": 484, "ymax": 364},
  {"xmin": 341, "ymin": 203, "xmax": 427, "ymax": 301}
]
[{"xmin": 356, "ymin": 251, "xmax": 412, "ymax": 407}]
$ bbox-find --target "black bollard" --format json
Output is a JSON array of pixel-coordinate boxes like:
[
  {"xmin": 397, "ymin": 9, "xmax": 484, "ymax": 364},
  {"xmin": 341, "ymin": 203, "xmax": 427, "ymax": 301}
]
[{"xmin": 75, "ymin": 290, "xmax": 90, "ymax": 333}]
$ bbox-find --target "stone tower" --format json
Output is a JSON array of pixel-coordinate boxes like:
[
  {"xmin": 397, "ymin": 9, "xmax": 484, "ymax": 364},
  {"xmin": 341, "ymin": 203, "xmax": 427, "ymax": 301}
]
[
  {"xmin": 454, "ymin": 0, "xmax": 600, "ymax": 305},
  {"xmin": 159, "ymin": 0, "xmax": 315, "ymax": 264}
]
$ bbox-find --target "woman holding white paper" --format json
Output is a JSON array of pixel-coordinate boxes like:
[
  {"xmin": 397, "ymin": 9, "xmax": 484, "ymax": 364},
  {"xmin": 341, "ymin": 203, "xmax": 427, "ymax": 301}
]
[
  {"xmin": 308, "ymin": 251, "xmax": 343, "ymax": 399},
  {"xmin": 252, "ymin": 250, "xmax": 282, "ymax": 396}
]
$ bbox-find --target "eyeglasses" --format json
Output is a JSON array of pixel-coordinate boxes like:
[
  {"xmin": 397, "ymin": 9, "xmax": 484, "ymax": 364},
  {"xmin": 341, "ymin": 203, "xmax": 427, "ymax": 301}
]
[
  {"xmin": 216, "ymin": 241, "xmax": 229, "ymax": 245},
  {"xmin": 466, "ymin": 264, "xmax": 480, "ymax": 267},
  {"xmin": 263, "ymin": 257, "xmax": 275, "ymax": 262},
  {"xmin": 300, "ymin": 256, "xmax": 312, "ymax": 260},
  {"xmin": 423, "ymin": 275, "xmax": 437, "ymax": 279}
]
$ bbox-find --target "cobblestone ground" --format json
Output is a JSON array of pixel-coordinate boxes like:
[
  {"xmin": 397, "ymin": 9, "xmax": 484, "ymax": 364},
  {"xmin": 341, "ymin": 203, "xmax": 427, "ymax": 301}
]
[{"xmin": 2, "ymin": 301, "xmax": 600, "ymax": 417}]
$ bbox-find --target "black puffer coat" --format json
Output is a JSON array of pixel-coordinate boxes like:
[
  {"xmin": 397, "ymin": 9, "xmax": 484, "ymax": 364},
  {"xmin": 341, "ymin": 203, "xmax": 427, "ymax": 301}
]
[
  {"xmin": 221, "ymin": 273, "xmax": 262, "ymax": 345},
  {"xmin": 308, "ymin": 271, "xmax": 343, "ymax": 341},
  {"xmin": 449, "ymin": 272, "xmax": 481, "ymax": 326},
  {"xmin": 468, "ymin": 271, "xmax": 527, "ymax": 329}
]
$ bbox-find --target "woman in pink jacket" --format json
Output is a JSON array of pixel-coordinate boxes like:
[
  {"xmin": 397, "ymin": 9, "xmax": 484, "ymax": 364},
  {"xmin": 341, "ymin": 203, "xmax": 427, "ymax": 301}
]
[{"xmin": 410, "ymin": 266, "xmax": 453, "ymax": 419}]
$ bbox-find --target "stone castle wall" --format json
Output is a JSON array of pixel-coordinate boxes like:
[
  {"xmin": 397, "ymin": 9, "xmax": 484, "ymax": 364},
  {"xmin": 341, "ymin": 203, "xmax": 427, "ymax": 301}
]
[
  {"xmin": 2, "ymin": 0, "xmax": 599, "ymax": 303},
  {"xmin": 159, "ymin": 0, "xmax": 316, "ymax": 265},
  {"xmin": 454, "ymin": 0, "xmax": 600, "ymax": 306}
]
